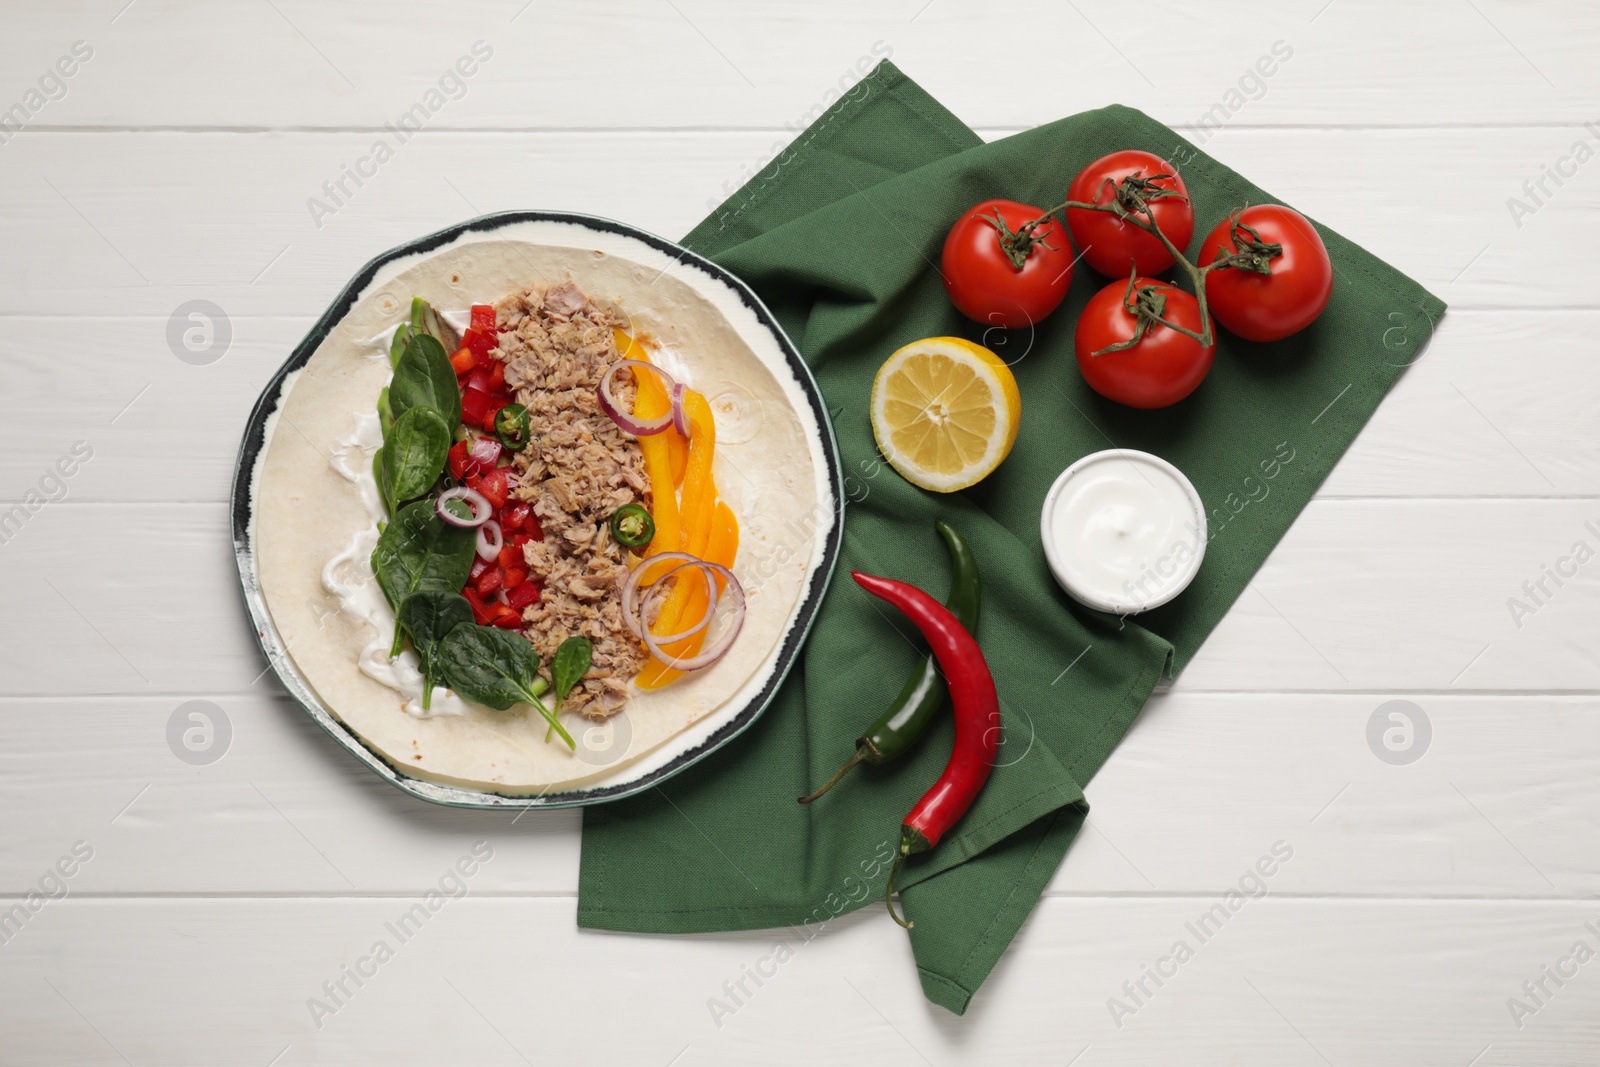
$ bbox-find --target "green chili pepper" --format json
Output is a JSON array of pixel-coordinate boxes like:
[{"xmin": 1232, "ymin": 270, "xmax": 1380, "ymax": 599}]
[
  {"xmin": 609, "ymin": 503, "xmax": 656, "ymax": 548},
  {"xmin": 494, "ymin": 403, "xmax": 531, "ymax": 451},
  {"xmin": 798, "ymin": 519, "xmax": 980, "ymax": 804}
]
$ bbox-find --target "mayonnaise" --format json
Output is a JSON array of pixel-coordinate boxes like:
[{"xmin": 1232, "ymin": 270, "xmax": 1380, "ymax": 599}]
[
  {"xmin": 321, "ymin": 410, "xmax": 475, "ymax": 718},
  {"xmin": 1040, "ymin": 449, "xmax": 1205, "ymax": 615}
]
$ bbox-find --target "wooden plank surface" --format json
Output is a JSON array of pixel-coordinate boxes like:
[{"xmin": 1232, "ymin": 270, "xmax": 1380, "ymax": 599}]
[{"xmin": 2, "ymin": 1, "xmax": 1597, "ymax": 1062}]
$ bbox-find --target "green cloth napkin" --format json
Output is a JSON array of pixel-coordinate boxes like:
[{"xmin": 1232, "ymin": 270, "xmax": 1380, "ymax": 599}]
[{"xmin": 578, "ymin": 60, "xmax": 1444, "ymax": 1015}]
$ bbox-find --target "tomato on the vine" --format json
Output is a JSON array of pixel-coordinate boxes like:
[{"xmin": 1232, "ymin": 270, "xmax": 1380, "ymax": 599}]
[
  {"xmin": 1065, "ymin": 150, "xmax": 1194, "ymax": 278},
  {"xmin": 940, "ymin": 198, "xmax": 1074, "ymax": 329},
  {"xmin": 1198, "ymin": 204, "xmax": 1332, "ymax": 342},
  {"xmin": 1075, "ymin": 276, "xmax": 1216, "ymax": 409}
]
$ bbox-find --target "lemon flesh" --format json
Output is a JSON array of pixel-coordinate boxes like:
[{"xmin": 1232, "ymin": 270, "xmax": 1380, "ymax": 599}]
[{"xmin": 870, "ymin": 337, "xmax": 1020, "ymax": 493}]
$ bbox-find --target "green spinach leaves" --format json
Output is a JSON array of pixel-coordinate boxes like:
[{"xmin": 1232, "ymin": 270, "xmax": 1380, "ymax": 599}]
[
  {"xmin": 436, "ymin": 625, "xmax": 574, "ymax": 748},
  {"xmin": 397, "ymin": 591, "xmax": 474, "ymax": 711},
  {"xmin": 379, "ymin": 406, "xmax": 451, "ymax": 508},
  {"xmin": 372, "ymin": 500, "xmax": 477, "ymax": 614},
  {"xmin": 389, "ymin": 334, "xmax": 461, "ymax": 429},
  {"xmin": 545, "ymin": 636, "xmax": 593, "ymax": 741}
]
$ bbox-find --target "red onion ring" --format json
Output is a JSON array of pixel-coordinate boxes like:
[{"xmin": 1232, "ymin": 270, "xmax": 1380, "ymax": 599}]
[
  {"xmin": 670, "ymin": 383, "xmax": 690, "ymax": 437},
  {"xmin": 633, "ymin": 562, "xmax": 721, "ymax": 645},
  {"xmin": 437, "ymin": 487, "xmax": 492, "ymax": 528},
  {"xmin": 468, "ymin": 435, "xmax": 502, "ymax": 468},
  {"xmin": 476, "ymin": 519, "xmax": 503, "ymax": 562},
  {"xmin": 641, "ymin": 562, "xmax": 743, "ymax": 672},
  {"xmin": 598, "ymin": 359, "xmax": 679, "ymax": 437},
  {"xmin": 618, "ymin": 552, "xmax": 744, "ymax": 671},
  {"xmin": 619, "ymin": 551, "xmax": 699, "ymax": 639}
]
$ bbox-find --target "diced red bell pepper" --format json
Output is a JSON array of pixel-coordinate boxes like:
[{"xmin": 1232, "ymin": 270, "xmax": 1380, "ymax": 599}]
[
  {"xmin": 448, "ymin": 441, "xmax": 474, "ymax": 481},
  {"xmin": 501, "ymin": 502, "xmax": 530, "ymax": 532},
  {"xmin": 503, "ymin": 566, "xmax": 529, "ymax": 590},
  {"xmin": 487, "ymin": 361, "xmax": 506, "ymax": 391},
  {"xmin": 465, "ymin": 367, "xmax": 493, "ymax": 396},
  {"xmin": 450, "ymin": 347, "xmax": 477, "ymax": 375},
  {"xmin": 490, "ymin": 608, "xmax": 524, "ymax": 630},
  {"xmin": 461, "ymin": 387, "xmax": 492, "ymax": 428},
  {"xmin": 505, "ymin": 582, "xmax": 541, "ymax": 610},
  {"xmin": 478, "ymin": 468, "xmax": 510, "ymax": 509},
  {"xmin": 462, "ymin": 587, "xmax": 495, "ymax": 626},
  {"xmin": 470, "ymin": 304, "xmax": 496, "ymax": 332},
  {"xmin": 524, "ymin": 512, "xmax": 543, "ymax": 540},
  {"xmin": 498, "ymin": 543, "xmax": 524, "ymax": 572},
  {"xmin": 463, "ymin": 327, "xmax": 496, "ymax": 360},
  {"xmin": 475, "ymin": 567, "xmax": 503, "ymax": 597}
]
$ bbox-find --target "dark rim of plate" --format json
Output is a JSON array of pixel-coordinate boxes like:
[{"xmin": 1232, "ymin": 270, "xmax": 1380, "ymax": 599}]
[{"xmin": 229, "ymin": 210, "xmax": 844, "ymax": 809}]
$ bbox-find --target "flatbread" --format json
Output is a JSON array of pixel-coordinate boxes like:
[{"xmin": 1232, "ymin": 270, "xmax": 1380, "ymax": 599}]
[{"xmin": 252, "ymin": 225, "xmax": 830, "ymax": 795}]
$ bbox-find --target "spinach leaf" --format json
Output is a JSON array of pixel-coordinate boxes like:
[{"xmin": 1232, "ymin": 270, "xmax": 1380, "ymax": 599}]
[
  {"xmin": 545, "ymin": 636, "xmax": 593, "ymax": 741},
  {"xmin": 397, "ymin": 591, "xmax": 473, "ymax": 711},
  {"xmin": 371, "ymin": 499, "xmax": 477, "ymax": 613},
  {"xmin": 372, "ymin": 447, "xmax": 395, "ymax": 518},
  {"xmin": 389, "ymin": 297, "xmax": 458, "ymax": 368},
  {"xmin": 377, "ymin": 385, "xmax": 394, "ymax": 440},
  {"xmin": 437, "ymin": 624, "xmax": 574, "ymax": 749},
  {"xmin": 380, "ymin": 405, "xmax": 451, "ymax": 507},
  {"xmin": 389, "ymin": 334, "xmax": 461, "ymax": 429},
  {"xmin": 389, "ymin": 323, "xmax": 413, "ymax": 368}
]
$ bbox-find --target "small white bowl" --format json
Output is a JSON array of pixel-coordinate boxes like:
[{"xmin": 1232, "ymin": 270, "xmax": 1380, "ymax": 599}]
[{"xmin": 1039, "ymin": 448, "xmax": 1206, "ymax": 615}]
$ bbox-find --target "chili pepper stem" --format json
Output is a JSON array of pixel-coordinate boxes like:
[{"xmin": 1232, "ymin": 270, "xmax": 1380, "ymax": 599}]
[
  {"xmin": 797, "ymin": 747, "xmax": 871, "ymax": 805},
  {"xmin": 885, "ymin": 826, "xmax": 930, "ymax": 929},
  {"xmin": 885, "ymin": 848, "xmax": 913, "ymax": 929}
]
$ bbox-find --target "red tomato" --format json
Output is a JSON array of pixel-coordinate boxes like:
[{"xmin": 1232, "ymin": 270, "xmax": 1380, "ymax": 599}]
[
  {"xmin": 1198, "ymin": 205, "xmax": 1332, "ymax": 342},
  {"xmin": 940, "ymin": 198, "xmax": 1074, "ymax": 329},
  {"xmin": 1075, "ymin": 277, "xmax": 1216, "ymax": 409},
  {"xmin": 1065, "ymin": 150, "xmax": 1194, "ymax": 278}
]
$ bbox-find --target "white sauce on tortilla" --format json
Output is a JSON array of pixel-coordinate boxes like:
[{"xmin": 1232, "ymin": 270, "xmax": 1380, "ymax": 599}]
[{"xmin": 322, "ymin": 409, "xmax": 475, "ymax": 719}]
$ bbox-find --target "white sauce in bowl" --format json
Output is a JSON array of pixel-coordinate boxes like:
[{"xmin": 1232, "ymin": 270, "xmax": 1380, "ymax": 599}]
[{"xmin": 1040, "ymin": 449, "xmax": 1205, "ymax": 615}]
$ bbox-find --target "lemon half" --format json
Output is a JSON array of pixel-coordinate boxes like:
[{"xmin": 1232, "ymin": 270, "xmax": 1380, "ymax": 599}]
[{"xmin": 870, "ymin": 336, "xmax": 1021, "ymax": 493}]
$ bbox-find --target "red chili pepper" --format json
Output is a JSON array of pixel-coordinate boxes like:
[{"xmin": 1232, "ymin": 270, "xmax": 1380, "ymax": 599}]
[{"xmin": 851, "ymin": 570, "xmax": 1000, "ymax": 929}]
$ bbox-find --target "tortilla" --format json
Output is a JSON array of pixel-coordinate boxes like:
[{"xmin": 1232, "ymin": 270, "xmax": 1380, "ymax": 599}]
[{"xmin": 251, "ymin": 222, "xmax": 831, "ymax": 795}]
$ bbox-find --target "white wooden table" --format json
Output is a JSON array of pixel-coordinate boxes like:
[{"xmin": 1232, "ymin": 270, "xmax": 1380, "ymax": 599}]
[{"xmin": 3, "ymin": 2, "xmax": 1596, "ymax": 1063}]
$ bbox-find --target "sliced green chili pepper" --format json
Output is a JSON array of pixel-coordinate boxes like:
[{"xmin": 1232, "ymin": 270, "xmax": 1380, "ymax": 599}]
[
  {"xmin": 609, "ymin": 503, "xmax": 656, "ymax": 548},
  {"xmin": 494, "ymin": 403, "xmax": 531, "ymax": 451},
  {"xmin": 798, "ymin": 519, "xmax": 979, "ymax": 804}
]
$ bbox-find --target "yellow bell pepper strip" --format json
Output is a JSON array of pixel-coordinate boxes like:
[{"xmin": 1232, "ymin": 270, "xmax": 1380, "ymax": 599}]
[
  {"xmin": 650, "ymin": 388, "xmax": 717, "ymax": 623},
  {"xmin": 612, "ymin": 330, "xmax": 680, "ymax": 573},
  {"xmin": 614, "ymin": 329, "xmax": 687, "ymax": 485},
  {"xmin": 637, "ymin": 500, "xmax": 740, "ymax": 689}
]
